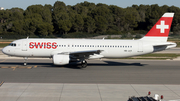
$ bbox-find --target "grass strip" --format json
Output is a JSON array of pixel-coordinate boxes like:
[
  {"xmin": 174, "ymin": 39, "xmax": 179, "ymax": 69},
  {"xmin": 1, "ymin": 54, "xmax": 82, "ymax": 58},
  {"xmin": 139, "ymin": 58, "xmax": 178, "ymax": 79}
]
[{"xmin": 0, "ymin": 43, "xmax": 9, "ymax": 48}]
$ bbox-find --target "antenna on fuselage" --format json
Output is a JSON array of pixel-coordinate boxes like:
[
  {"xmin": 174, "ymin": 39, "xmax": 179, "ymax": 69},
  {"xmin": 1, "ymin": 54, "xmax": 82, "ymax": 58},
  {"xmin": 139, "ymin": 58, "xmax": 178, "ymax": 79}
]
[
  {"xmin": 27, "ymin": 36, "xmax": 29, "ymax": 39},
  {"xmin": 103, "ymin": 37, "xmax": 105, "ymax": 40}
]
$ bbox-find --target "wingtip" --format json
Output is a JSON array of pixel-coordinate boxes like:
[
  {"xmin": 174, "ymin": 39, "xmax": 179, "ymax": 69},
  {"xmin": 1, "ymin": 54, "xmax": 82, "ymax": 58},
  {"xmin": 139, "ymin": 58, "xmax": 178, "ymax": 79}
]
[{"xmin": 162, "ymin": 13, "xmax": 174, "ymax": 17}]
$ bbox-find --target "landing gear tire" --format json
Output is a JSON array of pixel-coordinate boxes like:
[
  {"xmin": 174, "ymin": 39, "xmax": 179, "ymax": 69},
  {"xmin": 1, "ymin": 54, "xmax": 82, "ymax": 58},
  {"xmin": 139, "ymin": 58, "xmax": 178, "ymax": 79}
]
[
  {"xmin": 23, "ymin": 57, "xmax": 28, "ymax": 66},
  {"xmin": 81, "ymin": 60, "xmax": 87, "ymax": 68},
  {"xmin": 24, "ymin": 62, "xmax": 27, "ymax": 66}
]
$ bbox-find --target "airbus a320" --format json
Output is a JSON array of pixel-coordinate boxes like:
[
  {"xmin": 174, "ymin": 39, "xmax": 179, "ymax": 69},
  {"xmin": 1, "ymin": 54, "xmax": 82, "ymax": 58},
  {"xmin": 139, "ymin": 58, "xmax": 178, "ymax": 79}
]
[{"xmin": 2, "ymin": 13, "xmax": 176, "ymax": 68}]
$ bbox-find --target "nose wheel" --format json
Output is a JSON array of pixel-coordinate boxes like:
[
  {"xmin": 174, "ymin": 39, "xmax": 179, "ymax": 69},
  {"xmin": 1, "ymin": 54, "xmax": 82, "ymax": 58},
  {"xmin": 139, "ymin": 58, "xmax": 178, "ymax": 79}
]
[
  {"xmin": 23, "ymin": 57, "xmax": 28, "ymax": 66},
  {"xmin": 81, "ymin": 60, "xmax": 87, "ymax": 68}
]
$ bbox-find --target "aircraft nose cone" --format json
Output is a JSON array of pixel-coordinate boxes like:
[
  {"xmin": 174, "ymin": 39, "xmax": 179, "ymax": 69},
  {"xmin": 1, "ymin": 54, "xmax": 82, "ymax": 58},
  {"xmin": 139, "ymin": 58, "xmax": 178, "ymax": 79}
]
[{"xmin": 2, "ymin": 47, "xmax": 7, "ymax": 54}]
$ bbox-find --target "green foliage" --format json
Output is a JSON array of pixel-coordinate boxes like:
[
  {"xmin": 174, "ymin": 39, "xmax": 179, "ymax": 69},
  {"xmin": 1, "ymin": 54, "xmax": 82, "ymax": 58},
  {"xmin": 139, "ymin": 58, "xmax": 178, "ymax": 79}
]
[
  {"xmin": 1, "ymin": 1, "xmax": 180, "ymax": 39},
  {"xmin": 84, "ymin": 16, "xmax": 96, "ymax": 33},
  {"xmin": 72, "ymin": 14, "xmax": 84, "ymax": 32}
]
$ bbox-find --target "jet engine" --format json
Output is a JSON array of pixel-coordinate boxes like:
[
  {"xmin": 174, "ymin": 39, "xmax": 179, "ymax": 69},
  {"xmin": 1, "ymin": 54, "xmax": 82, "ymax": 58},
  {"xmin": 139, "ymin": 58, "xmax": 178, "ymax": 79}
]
[{"xmin": 53, "ymin": 54, "xmax": 70, "ymax": 65}]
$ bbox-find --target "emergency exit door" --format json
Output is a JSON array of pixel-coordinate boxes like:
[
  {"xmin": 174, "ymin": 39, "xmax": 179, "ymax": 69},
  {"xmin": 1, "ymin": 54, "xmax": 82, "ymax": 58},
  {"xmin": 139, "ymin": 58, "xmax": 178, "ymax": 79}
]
[{"xmin": 22, "ymin": 40, "xmax": 27, "ymax": 51}]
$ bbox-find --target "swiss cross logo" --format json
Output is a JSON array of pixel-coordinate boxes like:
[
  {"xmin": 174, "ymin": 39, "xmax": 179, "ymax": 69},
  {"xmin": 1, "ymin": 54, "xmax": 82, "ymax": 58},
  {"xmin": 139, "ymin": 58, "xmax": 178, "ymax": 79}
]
[{"xmin": 156, "ymin": 20, "xmax": 169, "ymax": 33}]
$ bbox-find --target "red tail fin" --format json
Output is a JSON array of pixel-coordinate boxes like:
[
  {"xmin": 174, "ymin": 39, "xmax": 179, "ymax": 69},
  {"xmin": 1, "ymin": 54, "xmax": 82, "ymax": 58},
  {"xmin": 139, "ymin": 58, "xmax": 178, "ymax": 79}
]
[{"xmin": 141, "ymin": 13, "xmax": 174, "ymax": 42}]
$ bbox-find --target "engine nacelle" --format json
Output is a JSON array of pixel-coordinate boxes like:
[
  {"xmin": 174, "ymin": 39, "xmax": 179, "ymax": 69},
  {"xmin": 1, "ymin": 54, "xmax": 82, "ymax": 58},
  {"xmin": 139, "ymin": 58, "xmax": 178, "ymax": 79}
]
[{"xmin": 53, "ymin": 54, "xmax": 70, "ymax": 65}]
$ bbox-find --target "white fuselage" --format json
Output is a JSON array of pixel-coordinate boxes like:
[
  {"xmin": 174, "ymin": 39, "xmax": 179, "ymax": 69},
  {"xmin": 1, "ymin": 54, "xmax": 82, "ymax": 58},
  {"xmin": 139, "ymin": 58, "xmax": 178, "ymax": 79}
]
[{"xmin": 3, "ymin": 38, "xmax": 174, "ymax": 59}]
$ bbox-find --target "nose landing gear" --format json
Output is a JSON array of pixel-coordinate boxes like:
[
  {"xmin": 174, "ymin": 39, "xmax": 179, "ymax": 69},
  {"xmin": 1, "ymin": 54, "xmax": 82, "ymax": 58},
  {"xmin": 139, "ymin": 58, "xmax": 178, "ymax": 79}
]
[{"xmin": 23, "ymin": 57, "xmax": 28, "ymax": 66}]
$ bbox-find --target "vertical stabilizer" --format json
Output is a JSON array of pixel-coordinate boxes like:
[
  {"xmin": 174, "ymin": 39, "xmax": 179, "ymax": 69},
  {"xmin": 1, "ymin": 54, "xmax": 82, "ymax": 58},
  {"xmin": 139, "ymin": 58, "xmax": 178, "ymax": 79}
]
[{"xmin": 140, "ymin": 13, "xmax": 174, "ymax": 42}]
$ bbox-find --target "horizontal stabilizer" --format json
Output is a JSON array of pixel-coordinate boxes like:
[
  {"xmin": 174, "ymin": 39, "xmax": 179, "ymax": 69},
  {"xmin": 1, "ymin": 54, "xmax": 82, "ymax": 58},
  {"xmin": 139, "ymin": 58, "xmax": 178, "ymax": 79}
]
[{"xmin": 153, "ymin": 42, "xmax": 177, "ymax": 47}]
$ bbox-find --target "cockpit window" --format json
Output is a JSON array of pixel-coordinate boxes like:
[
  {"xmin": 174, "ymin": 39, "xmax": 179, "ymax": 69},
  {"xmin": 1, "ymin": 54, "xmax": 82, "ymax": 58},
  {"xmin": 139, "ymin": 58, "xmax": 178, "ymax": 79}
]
[{"xmin": 9, "ymin": 43, "xmax": 16, "ymax": 47}]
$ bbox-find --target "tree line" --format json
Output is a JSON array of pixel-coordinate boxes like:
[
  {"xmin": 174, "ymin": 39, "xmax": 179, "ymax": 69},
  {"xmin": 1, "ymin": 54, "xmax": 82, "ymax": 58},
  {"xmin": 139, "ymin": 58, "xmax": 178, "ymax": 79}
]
[{"xmin": 0, "ymin": 1, "xmax": 180, "ymax": 39}]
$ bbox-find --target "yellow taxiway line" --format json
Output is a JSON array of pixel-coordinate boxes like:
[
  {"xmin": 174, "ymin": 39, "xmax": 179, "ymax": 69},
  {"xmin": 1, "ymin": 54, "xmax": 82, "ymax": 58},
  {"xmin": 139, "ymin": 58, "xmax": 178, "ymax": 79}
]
[
  {"xmin": 1, "ymin": 67, "xmax": 9, "ymax": 68},
  {"xmin": 0, "ymin": 59, "xmax": 6, "ymax": 63},
  {"xmin": 0, "ymin": 81, "xmax": 4, "ymax": 87},
  {"xmin": 11, "ymin": 65, "xmax": 18, "ymax": 71},
  {"xmin": 33, "ymin": 65, "xmax": 37, "ymax": 68}
]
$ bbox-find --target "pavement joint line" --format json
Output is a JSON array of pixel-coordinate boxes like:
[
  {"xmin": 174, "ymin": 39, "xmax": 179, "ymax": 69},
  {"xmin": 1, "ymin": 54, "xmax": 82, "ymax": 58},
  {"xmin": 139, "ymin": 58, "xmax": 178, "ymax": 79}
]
[
  {"xmin": 16, "ymin": 83, "xmax": 31, "ymax": 101},
  {"xmin": 59, "ymin": 83, "xmax": 64, "ymax": 101},
  {"xmin": 164, "ymin": 84, "xmax": 180, "ymax": 97},
  {"xmin": 0, "ymin": 81, "xmax": 4, "ymax": 87},
  {"xmin": 97, "ymin": 84, "xmax": 103, "ymax": 101},
  {"xmin": 130, "ymin": 84, "xmax": 140, "ymax": 96}
]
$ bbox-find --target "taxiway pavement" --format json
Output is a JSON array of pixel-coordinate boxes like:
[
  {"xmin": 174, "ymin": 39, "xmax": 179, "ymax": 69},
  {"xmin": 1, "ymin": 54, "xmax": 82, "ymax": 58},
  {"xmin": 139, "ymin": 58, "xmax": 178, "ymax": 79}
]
[
  {"xmin": 0, "ymin": 59, "xmax": 180, "ymax": 101},
  {"xmin": 0, "ymin": 48, "xmax": 180, "ymax": 101},
  {"xmin": 0, "ymin": 59, "xmax": 180, "ymax": 84}
]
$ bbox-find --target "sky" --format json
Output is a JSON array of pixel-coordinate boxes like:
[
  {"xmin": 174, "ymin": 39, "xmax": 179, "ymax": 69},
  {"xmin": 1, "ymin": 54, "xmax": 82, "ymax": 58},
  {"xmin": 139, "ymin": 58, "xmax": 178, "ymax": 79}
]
[{"xmin": 1, "ymin": 0, "xmax": 180, "ymax": 10}]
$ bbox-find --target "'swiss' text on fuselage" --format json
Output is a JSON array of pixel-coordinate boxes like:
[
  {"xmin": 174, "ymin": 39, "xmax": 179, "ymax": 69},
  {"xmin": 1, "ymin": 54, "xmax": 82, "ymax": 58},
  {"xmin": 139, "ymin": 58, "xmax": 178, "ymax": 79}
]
[{"xmin": 29, "ymin": 42, "xmax": 57, "ymax": 49}]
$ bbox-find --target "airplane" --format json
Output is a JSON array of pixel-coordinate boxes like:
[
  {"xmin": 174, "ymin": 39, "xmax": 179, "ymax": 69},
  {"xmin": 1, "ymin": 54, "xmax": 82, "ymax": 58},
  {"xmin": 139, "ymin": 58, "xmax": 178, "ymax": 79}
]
[{"xmin": 2, "ymin": 13, "xmax": 176, "ymax": 68}]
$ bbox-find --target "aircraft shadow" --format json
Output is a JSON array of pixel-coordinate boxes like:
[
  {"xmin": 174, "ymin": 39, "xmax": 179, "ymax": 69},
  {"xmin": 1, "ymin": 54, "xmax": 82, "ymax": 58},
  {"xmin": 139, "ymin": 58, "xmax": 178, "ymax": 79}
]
[
  {"xmin": 88, "ymin": 61, "xmax": 146, "ymax": 66},
  {"xmin": 0, "ymin": 62, "xmax": 52, "ymax": 66},
  {"xmin": 0, "ymin": 61, "xmax": 147, "ymax": 69}
]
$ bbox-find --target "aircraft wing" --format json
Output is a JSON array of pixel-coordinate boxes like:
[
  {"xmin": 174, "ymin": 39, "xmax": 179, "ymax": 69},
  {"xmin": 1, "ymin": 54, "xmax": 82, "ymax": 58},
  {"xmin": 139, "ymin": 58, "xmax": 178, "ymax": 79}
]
[
  {"xmin": 70, "ymin": 50, "xmax": 103, "ymax": 55},
  {"xmin": 58, "ymin": 50, "xmax": 104, "ymax": 59}
]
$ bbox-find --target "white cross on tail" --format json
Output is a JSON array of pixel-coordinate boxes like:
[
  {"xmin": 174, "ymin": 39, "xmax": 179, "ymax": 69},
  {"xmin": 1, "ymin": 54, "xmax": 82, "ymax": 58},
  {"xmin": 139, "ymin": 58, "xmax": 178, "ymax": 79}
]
[{"xmin": 156, "ymin": 20, "xmax": 169, "ymax": 33}]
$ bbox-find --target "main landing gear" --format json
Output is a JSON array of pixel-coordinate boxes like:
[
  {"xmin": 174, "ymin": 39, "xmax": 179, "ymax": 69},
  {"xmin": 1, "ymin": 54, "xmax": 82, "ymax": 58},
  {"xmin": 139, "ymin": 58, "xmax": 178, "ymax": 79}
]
[
  {"xmin": 23, "ymin": 57, "xmax": 28, "ymax": 66},
  {"xmin": 81, "ymin": 60, "xmax": 87, "ymax": 68}
]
